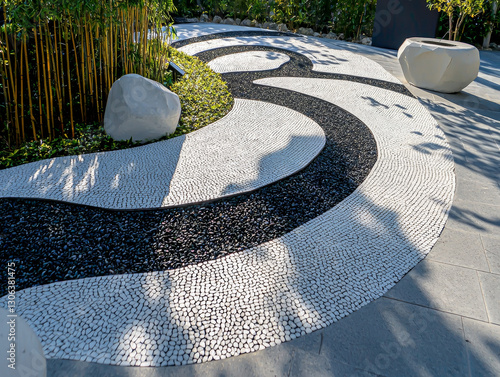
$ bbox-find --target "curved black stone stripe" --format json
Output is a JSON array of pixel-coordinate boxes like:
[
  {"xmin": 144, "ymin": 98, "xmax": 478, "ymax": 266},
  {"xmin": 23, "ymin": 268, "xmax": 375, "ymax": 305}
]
[
  {"xmin": 171, "ymin": 30, "xmax": 301, "ymax": 49},
  {"xmin": 0, "ymin": 41, "xmax": 379, "ymax": 297},
  {"xmin": 196, "ymin": 45, "xmax": 412, "ymax": 96}
]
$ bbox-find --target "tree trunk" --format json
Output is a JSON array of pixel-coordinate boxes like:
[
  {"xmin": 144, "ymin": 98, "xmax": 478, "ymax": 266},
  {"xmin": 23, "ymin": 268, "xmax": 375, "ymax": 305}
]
[{"xmin": 483, "ymin": 1, "xmax": 498, "ymax": 48}]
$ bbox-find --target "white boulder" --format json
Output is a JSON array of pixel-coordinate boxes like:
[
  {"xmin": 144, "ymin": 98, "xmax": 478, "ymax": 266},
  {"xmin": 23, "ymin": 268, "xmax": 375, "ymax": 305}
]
[
  {"xmin": 104, "ymin": 74, "xmax": 181, "ymax": 142},
  {"xmin": 398, "ymin": 37, "xmax": 480, "ymax": 93}
]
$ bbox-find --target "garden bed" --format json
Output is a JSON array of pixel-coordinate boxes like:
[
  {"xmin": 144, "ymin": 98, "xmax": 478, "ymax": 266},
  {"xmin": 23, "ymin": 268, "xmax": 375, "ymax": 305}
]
[{"xmin": 0, "ymin": 48, "xmax": 233, "ymax": 169}]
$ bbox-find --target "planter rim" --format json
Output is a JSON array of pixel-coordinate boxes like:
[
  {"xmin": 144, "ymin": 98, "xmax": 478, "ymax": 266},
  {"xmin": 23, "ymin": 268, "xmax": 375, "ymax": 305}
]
[{"xmin": 403, "ymin": 37, "xmax": 477, "ymax": 51}]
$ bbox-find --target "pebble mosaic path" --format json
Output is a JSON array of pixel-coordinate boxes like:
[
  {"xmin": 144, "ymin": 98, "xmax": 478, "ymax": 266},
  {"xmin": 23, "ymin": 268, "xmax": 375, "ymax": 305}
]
[
  {"xmin": 0, "ymin": 26, "xmax": 455, "ymax": 368},
  {"xmin": 0, "ymin": 99, "xmax": 324, "ymax": 209}
]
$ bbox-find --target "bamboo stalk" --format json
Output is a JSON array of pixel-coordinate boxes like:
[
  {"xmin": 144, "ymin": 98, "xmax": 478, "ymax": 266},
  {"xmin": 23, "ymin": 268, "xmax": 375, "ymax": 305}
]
[
  {"xmin": 90, "ymin": 24, "xmax": 99, "ymax": 119},
  {"xmin": 84, "ymin": 19, "xmax": 94, "ymax": 111},
  {"xmin": 33, "ymin": 25, "xmax": 44, "ymax": 139},
  {"xmin": 135, "ymin": 6, "xmax": 140, "ymax": 74},
  {"xmin": 69, "ymin": 17, "xmax": 84, "ymax": 123},
  {"xmin": 3, "ymin": 12, "xmax": 20, "ymax": 145},
  {"xmin": 0, "ymin": 67, "xmax": 11, "ymax": 145},
  {"xmin": 0, "ymin": 42, "xmax": 12, "ymax": 146},
  {"xmin": 39, "ymin": 23, "xmax": 51, "ymax": 139},
  {"xmin": 44, "ymin": 22, "xmax": 55, "ymax": 139},
  {"xmin": 79, "ymin": 20, "xmax": 87, "ymax": 123},
  {"xmin": 120, "ymin": 9, "xmax": 127, "ymax": 74},
  {"xmin": 113, "ymin": 15, "xmax": 116, "ymax": 82},
  {"xmin": 98, "ymin": 25, "xmax": 104, "ymax": 117},
  {"xmin": 23, "ymin": 34, "xmax": 36, "ymax": 141},
  {"xmin": 50, "ymin": 21, "xmax": 64, "ymax": 134},
  {"xmin": 142, "ymin": 8, "xmax": 147, "ymax": 76},
  {"xmin": 64, "ymin": 21, "xmax": 74, "ymax": 138},
  {"xmin": 109, "ymin": 13, "xmax": 114, "ymax": 87},
  {"xmin": 58, "ymin": 17, "xmax": 65, "ymax": 109},
  {"xmin": 20, "ymin": 35, "xmax": 25, "ymax": 142},
  {"xmin": 127, "ymin": 7, "xmax": 133, "ymax": 74},
  {"xmin": 103, "ymin": 29, "xmax": 109, "ymax": 95}
]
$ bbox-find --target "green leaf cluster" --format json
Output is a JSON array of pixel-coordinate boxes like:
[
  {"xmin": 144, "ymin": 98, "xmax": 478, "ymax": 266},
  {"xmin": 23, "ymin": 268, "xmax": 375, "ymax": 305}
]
[{"xmin": 427, "ymin": 0, "xmax": 486, "ymax": 40}]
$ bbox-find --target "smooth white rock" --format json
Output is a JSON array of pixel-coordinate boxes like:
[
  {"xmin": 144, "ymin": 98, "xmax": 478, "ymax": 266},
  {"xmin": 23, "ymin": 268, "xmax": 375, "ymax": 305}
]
[{"xmin": 104, "ymin": 74, "xmax": 181, "ymax": 142}]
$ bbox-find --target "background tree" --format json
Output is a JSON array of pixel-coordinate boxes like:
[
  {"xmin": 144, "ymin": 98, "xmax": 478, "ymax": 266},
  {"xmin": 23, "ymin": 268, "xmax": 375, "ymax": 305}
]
[{"xmin": 427, "ymin": 0, "xmax": 486, "ymax": 40}]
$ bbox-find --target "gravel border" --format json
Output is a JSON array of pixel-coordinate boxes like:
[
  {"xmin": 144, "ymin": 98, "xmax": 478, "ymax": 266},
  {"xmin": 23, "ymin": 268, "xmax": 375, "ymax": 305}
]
[{"xmin": 0, "ymin": 40, "xmax": 387, "ymax": 296}]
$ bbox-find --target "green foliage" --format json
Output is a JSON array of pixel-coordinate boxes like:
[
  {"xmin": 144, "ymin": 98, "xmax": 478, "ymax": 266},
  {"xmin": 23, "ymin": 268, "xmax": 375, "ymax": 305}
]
[
  {"xmin": 0, "ymin": 47, "xmax": 234, "ymax": 169},
  {"xmin": 435, "ymin": 0, "xmax": 499, "ymax": 43},
  {"xmin": 173, "ymin": 0, "xmax": 201, "ymax": 17},
  {"xmin": 248, "ymin": 0, "xmax": 269, "ymax": 22},
  {"xmin": 169, "ymin": 48, "xmax": 233, "ymax": 134},
  {"xmin": 174, "ymin": 0, "xmax": 376, "ymax": 38},
  {"xmin": 332, "ymin": 0, "xmax": 376, "ymax": 38},
  {"xmin": 0, "ymin": 123, "xmax": 141, "ymax": 168},
  {"xmin": 427, "ymin": 0, "xmax": 486, "ymax": 40}
]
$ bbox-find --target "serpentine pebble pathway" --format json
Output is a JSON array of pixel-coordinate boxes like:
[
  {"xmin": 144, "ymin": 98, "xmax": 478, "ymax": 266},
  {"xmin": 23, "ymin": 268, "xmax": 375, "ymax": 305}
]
[
  {"xmin": 0, "ymin": 27, "xmax": 455, "ymax": 367},
  {"xmin": 0, "ymin": 100, "xmax": 324, "ymax": 209}
]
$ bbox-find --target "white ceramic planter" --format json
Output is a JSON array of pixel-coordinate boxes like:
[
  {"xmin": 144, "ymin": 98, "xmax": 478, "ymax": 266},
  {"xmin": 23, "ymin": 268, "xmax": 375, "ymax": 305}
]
[{"xmin": 398, "ymin": 37, "xmax": 480, "ymax": 93}]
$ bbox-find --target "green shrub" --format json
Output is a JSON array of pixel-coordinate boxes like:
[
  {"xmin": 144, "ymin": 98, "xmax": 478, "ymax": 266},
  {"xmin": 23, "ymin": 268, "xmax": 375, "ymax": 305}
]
[
  {"xmin": 0, "ymin": 47, "xmax": 234, "ymax": 169},
  {"xmin": 169, "ymin": 48, "xmax": 234, "ymax": 135}
]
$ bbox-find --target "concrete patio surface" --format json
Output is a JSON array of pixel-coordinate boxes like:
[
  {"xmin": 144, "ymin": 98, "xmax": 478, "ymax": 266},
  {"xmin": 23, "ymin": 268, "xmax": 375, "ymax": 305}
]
[{"xmin": 10, "ymin": 27, "xmax": 500, "ymax": 376}]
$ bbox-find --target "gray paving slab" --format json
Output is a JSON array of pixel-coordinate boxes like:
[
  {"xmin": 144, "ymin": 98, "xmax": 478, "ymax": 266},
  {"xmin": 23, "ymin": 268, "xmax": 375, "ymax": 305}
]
[
  {"xmin": 47, "ymin": 298, "xmax": 470, "ymax": 377},
  {"xmin": 455, "ymin": 178, "xmax": 500, "ymax": 207},
  {"xmin": 446, "ymin": 199, "xmax": 500, "ymax": 236},
  {"xmin": 426, "ymin": 228, "xmax": 490, "ymax": 272},
  {"xmin": 478, "ymin": 272, "xmax": 500, "ymax": 325},
  {"xmin": 383, "ymin": 260, "xmax": 488, "ymax": 321},
  {"xmin": 482, "ymin": 235, "xmax": 500, "ymax": 274},
  {"xmin": 47, "ymin": 332, "xmax": 371, "ymax": 377},
  {"xmin": 309, "ymin": 298, "xmax": 468, "ymax": 377},
  {"xmin": 462, "ymin": 318, "xmax": 500, "ymax": 377},
  {"xmin": 454, "ymin": 162, "xmax": 500, "ymax": 188}
]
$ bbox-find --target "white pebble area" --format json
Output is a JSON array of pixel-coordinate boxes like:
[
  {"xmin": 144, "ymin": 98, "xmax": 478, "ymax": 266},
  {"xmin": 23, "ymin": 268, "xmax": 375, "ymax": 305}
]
[
  {"xmin": 0, "ymin": 99, "xmax": 325, "ymax": 209},
  {"xmin": 208, "ymin": 50, "xmax": 290, "ymax": 73},
  {"xmin": 0, "ymin": 29, "xmax": 455, "ymax": 368}
]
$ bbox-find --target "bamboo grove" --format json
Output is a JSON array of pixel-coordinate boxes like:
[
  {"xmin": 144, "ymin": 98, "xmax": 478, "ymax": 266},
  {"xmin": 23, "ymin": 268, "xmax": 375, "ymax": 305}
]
[{"xmin": 0, "ymin": 0, "xmax": 175, "ymax": 148}]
